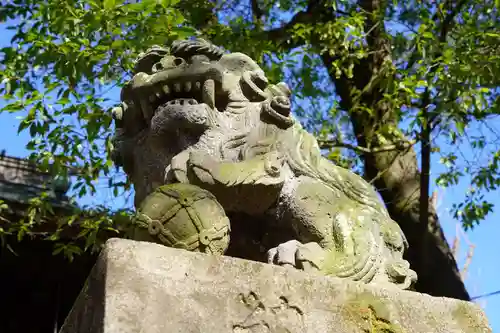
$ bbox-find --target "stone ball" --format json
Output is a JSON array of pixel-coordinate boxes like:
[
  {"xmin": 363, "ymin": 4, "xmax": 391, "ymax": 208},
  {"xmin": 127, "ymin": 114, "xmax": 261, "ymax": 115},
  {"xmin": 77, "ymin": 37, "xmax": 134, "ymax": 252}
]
[{"xmin": 132, "ymin": 183, "xmax": 230, "ymax": 255}]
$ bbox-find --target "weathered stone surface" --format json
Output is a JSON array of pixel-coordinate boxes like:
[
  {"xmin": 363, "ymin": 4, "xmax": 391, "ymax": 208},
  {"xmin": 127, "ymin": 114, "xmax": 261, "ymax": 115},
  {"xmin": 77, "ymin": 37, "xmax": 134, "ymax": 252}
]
[
  {"xmin": 110, "ymin": 39, "xmax": 417, "ymax": 289},
  {"xmin": 60, "ymin": 239, "xmax": 491, "ymax": 333}
]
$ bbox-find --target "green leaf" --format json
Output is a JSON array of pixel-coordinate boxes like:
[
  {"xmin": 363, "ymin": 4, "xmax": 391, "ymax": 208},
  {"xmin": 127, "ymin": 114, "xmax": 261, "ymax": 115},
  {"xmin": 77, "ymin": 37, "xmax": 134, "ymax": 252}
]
[
  {"xmin": 171, "ymin": 26, "xmax": 196, "ymax": 39},
  {"xmin": 422, "ymin": 31, "xmax": 434, "ymax": 39},
  {"xmin": 0, "ymin": 0, "xmax": 499, "ymax": 257},
  {"xmin": 84, "ymin": 229, "xmax": 98, "ymax": 251},
  {"xmin": 103, "ymin": 0, "xmax": 116, "ymax": 10},
  {"xmin": 456, "ymin": 121, "xmax": 465, "ymax": 135}
]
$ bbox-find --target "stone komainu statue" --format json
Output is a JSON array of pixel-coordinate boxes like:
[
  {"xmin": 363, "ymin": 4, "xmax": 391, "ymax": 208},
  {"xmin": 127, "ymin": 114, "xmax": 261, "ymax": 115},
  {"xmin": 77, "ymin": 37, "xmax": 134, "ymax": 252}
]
[{"xmin": 110, "ymin": 38, "xmax": 417, "ymax": 289}]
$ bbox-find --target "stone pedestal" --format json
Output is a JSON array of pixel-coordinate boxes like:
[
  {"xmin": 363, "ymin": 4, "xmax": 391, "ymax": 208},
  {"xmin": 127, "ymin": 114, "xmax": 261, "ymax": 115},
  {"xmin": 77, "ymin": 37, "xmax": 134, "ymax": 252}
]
[{"xmin": 60, "ymin": 238, "xmax": 491, "ymax": 333}]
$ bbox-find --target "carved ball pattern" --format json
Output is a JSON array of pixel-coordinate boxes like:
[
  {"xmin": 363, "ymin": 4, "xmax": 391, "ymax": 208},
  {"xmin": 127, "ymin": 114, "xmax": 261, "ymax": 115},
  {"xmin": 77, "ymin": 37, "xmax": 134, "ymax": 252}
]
[{"xmin": 132, "ymin": 183, "xmax": 231, "ymax": 255}]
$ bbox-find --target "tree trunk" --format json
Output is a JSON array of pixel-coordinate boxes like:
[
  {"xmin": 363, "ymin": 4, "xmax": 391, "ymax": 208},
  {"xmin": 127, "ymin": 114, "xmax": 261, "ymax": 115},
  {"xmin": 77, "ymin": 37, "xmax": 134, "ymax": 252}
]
[
  {"xmin": 318, "ymin": 0, "xmax": 470, "ymax": 300},
  {"xmin": 204, "ymin": 0, "xmax": 470, "ymax": 300}
]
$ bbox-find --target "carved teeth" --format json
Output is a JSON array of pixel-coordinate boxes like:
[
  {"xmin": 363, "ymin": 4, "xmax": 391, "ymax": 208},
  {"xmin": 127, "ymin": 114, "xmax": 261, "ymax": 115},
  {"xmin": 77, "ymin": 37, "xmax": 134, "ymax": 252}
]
[
  {"xmin": 166, "ymin": 98, "xmax": 198, "ymax": 106},
  {"xmin": 148, "ymin": 80, "xmax": 213, "ymax": 110},
  {"xmin": 140, "ymin": 98, "xmax": 154, "ymax": 120},
  {"xmin": 202, "ymin": 79, "xmax": 215, "ymax": 109},
  {"xmin": 111, "ymin": 105, "xmax": 123, "ymax": 121}
]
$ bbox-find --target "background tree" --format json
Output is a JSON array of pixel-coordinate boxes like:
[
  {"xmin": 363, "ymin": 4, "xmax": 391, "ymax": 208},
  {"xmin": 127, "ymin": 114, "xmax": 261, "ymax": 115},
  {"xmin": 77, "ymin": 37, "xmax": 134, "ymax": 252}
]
[{"xmin": 1, "ymin": 0, "xmax": 499, "ymax": 301}]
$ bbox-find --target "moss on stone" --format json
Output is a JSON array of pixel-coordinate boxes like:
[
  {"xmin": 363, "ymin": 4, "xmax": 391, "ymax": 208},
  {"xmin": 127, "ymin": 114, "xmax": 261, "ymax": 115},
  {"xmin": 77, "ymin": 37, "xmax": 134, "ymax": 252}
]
[
  {"xmin": 341, "ymin": 292, "xmax": 404, "ymax": 333},
  {"xmin": 452, "ymin": 302, "xmax": 492, "ymax": 333}
]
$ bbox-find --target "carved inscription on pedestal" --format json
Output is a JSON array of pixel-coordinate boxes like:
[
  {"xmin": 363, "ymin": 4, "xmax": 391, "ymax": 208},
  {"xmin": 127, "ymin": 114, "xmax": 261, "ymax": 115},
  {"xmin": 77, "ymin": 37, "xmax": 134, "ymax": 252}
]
[{"xmin": 232, "ymin": 291, "xmax": 304, "ymax": 333}]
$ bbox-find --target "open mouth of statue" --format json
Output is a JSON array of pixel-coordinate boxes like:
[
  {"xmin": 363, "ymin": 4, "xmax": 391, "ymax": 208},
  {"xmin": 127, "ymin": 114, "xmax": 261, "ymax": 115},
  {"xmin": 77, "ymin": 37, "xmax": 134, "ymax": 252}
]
[
  {"xmin": 127, "ymin": 63, "xmax": 225, "ymax": 120},
  {"xmin": 138, "ymin": 79, "xmax": 217, "ymax": 119}
]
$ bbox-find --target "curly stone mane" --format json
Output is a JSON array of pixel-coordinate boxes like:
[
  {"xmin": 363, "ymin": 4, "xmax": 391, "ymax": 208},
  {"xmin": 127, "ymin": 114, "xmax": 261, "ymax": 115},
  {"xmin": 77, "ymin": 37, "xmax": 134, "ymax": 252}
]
[
  {"xmin": 237, "ymin": 117, "xmax": 409, "ymax": 281},
  {"xmin": 240, "ymin": 118, "xmax": 391, "ymax": 220},
  {"xmin": 133, "ymin": 38, "xmax": 225, "ymax": 75},
  {"xmin": 170, "ymin": 38, "xmax": 226, "ymax": 61}
]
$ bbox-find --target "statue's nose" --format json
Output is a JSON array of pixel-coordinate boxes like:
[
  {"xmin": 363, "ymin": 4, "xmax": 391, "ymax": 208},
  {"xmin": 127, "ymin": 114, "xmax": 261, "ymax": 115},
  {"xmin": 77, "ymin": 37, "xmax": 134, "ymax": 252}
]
[{"xmin": 152, "ymin": 56, "xmax": 186, "ymax": 73}]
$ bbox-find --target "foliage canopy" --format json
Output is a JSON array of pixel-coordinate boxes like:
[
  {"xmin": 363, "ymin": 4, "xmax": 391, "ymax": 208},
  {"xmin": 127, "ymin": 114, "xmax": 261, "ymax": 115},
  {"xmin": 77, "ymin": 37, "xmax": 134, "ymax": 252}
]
[{"xmin": 0, "ymin": 0, "xmax": 499, "ymax": 261}]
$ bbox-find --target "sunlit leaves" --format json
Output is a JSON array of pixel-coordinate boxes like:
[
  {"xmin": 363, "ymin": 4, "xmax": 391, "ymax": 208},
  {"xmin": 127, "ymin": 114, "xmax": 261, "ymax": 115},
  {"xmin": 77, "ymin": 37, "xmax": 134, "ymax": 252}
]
[
  {"xmin": 0, "ymin": 0, "xmax": 195, "ymax": 254},
  {"xmin": 1, "ymin": 0, "xmax": 499, "ymax": 254},
  {"xmin": 453, "ymin": 199, "xmax": 494, "ymax": 231}
]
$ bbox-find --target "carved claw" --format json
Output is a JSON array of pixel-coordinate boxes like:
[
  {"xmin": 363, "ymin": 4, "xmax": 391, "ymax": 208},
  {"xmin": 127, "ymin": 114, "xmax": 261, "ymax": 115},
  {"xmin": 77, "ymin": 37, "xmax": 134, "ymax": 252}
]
[
  {"xmin": 385, "ymin": 259, "xmax": 418, "ymax": 290},
  {"xmin": 267, "ymin": 240, "xmax": 324, "ymax": 272},
  {"xmin": 187, "ymin": 150, "xmax": 219, "ymax": 185},
  {"xmin": 167, "ymin": 150, "xmax": 192, "ymax": 184}
]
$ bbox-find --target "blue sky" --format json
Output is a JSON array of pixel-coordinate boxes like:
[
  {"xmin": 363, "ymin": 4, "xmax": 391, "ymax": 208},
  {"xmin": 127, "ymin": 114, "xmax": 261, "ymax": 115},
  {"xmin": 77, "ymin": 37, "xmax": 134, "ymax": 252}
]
[{"xmin": 1, "ymin": 19, "xmax": 499, "ymax": 331}]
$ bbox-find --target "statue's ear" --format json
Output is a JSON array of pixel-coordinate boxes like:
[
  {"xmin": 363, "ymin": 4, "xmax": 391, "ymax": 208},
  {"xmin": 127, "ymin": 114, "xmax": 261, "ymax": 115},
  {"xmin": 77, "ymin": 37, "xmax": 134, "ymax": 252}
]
[
  {"xmin": 266, "ymin": 82, "xmax": 292, "ymax": 98},
  {"xmin": 239, "ymin": 70, "xmax": 270, "ymax": 102},
  {"xmin": 261, "ymin": 95, "xmax": 294, "ymax": 129},
  {"xmin": 276, "ymin": 82, "xmax": 292, "ymax": 97}
]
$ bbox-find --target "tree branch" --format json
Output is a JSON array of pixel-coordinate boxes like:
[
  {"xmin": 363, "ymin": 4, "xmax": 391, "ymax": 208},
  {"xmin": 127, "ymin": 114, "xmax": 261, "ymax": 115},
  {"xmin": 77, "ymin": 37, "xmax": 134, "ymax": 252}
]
[
  {"xmin": 418, "ymin": 0, "xmax": 468, "ymax": 276},
  {"xmin": 406, "ymin": 0, "xmax": 468, "ymax": 72},
  {"xmin": 307, "ymin": 0, "xmax": 470, "ymax": 300},
  {"xmin": 439, "ymin": 0, "xmax": 468, "ymax": 41},
  {"xmin": 419, "ymin": 91, "xmax": 432, "ymax": 275},
  {"xmin": 318, "ymin": 138, "xmax": 416, "ymax": 154},
  {"xmin": 260, "ymin": 3, "xmax": 348, "ymax": 50},
  {"xmin": 263, "ymin": 10, "xmax": 316, "ymax": 49},
  {"xmin": 471, "ymin": 289, "xmax": 500, "ymax": 301},
  {"xmin": 250, "ymin": 0, "xmax": 263, "ymax": 22}
]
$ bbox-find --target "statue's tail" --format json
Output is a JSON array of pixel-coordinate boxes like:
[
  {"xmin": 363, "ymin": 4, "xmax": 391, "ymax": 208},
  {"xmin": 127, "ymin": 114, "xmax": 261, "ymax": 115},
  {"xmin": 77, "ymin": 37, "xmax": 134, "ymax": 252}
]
[
  {"xmin": 323, "ymin": 220, "xmax": 381, "ymax": 283},
  {"xmin": 283, "ymin": 122, "xmax": 414, "ymax": 285}
]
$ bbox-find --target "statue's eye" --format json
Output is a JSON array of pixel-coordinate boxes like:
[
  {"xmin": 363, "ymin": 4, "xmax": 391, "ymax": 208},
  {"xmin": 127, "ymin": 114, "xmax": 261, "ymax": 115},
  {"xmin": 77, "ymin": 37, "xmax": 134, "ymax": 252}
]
[
  {"xmin": 152, "ymin": 62, "xmax": 163, "ymax": 73},
  {"xmin": 152, "ymin": 57, "xmax": 187, "ymax": 73},
  {"xmin": 173, "ymin": 58, "xmax": 185, "ymax": 66}
]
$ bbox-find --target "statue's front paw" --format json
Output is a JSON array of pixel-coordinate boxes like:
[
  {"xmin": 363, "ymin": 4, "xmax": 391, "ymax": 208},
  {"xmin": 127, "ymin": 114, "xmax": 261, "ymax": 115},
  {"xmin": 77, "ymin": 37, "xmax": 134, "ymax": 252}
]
[
  {"xmin": 385, "ymin": 259, "xmax": 418, "ymax": 290},
  {"xmin": 165, "ymin": 150, "xmax": 192, "ymax": 184},
  {"xmin": 267, "ymin": 240, "xmax": 325, "ymax": 272}
]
